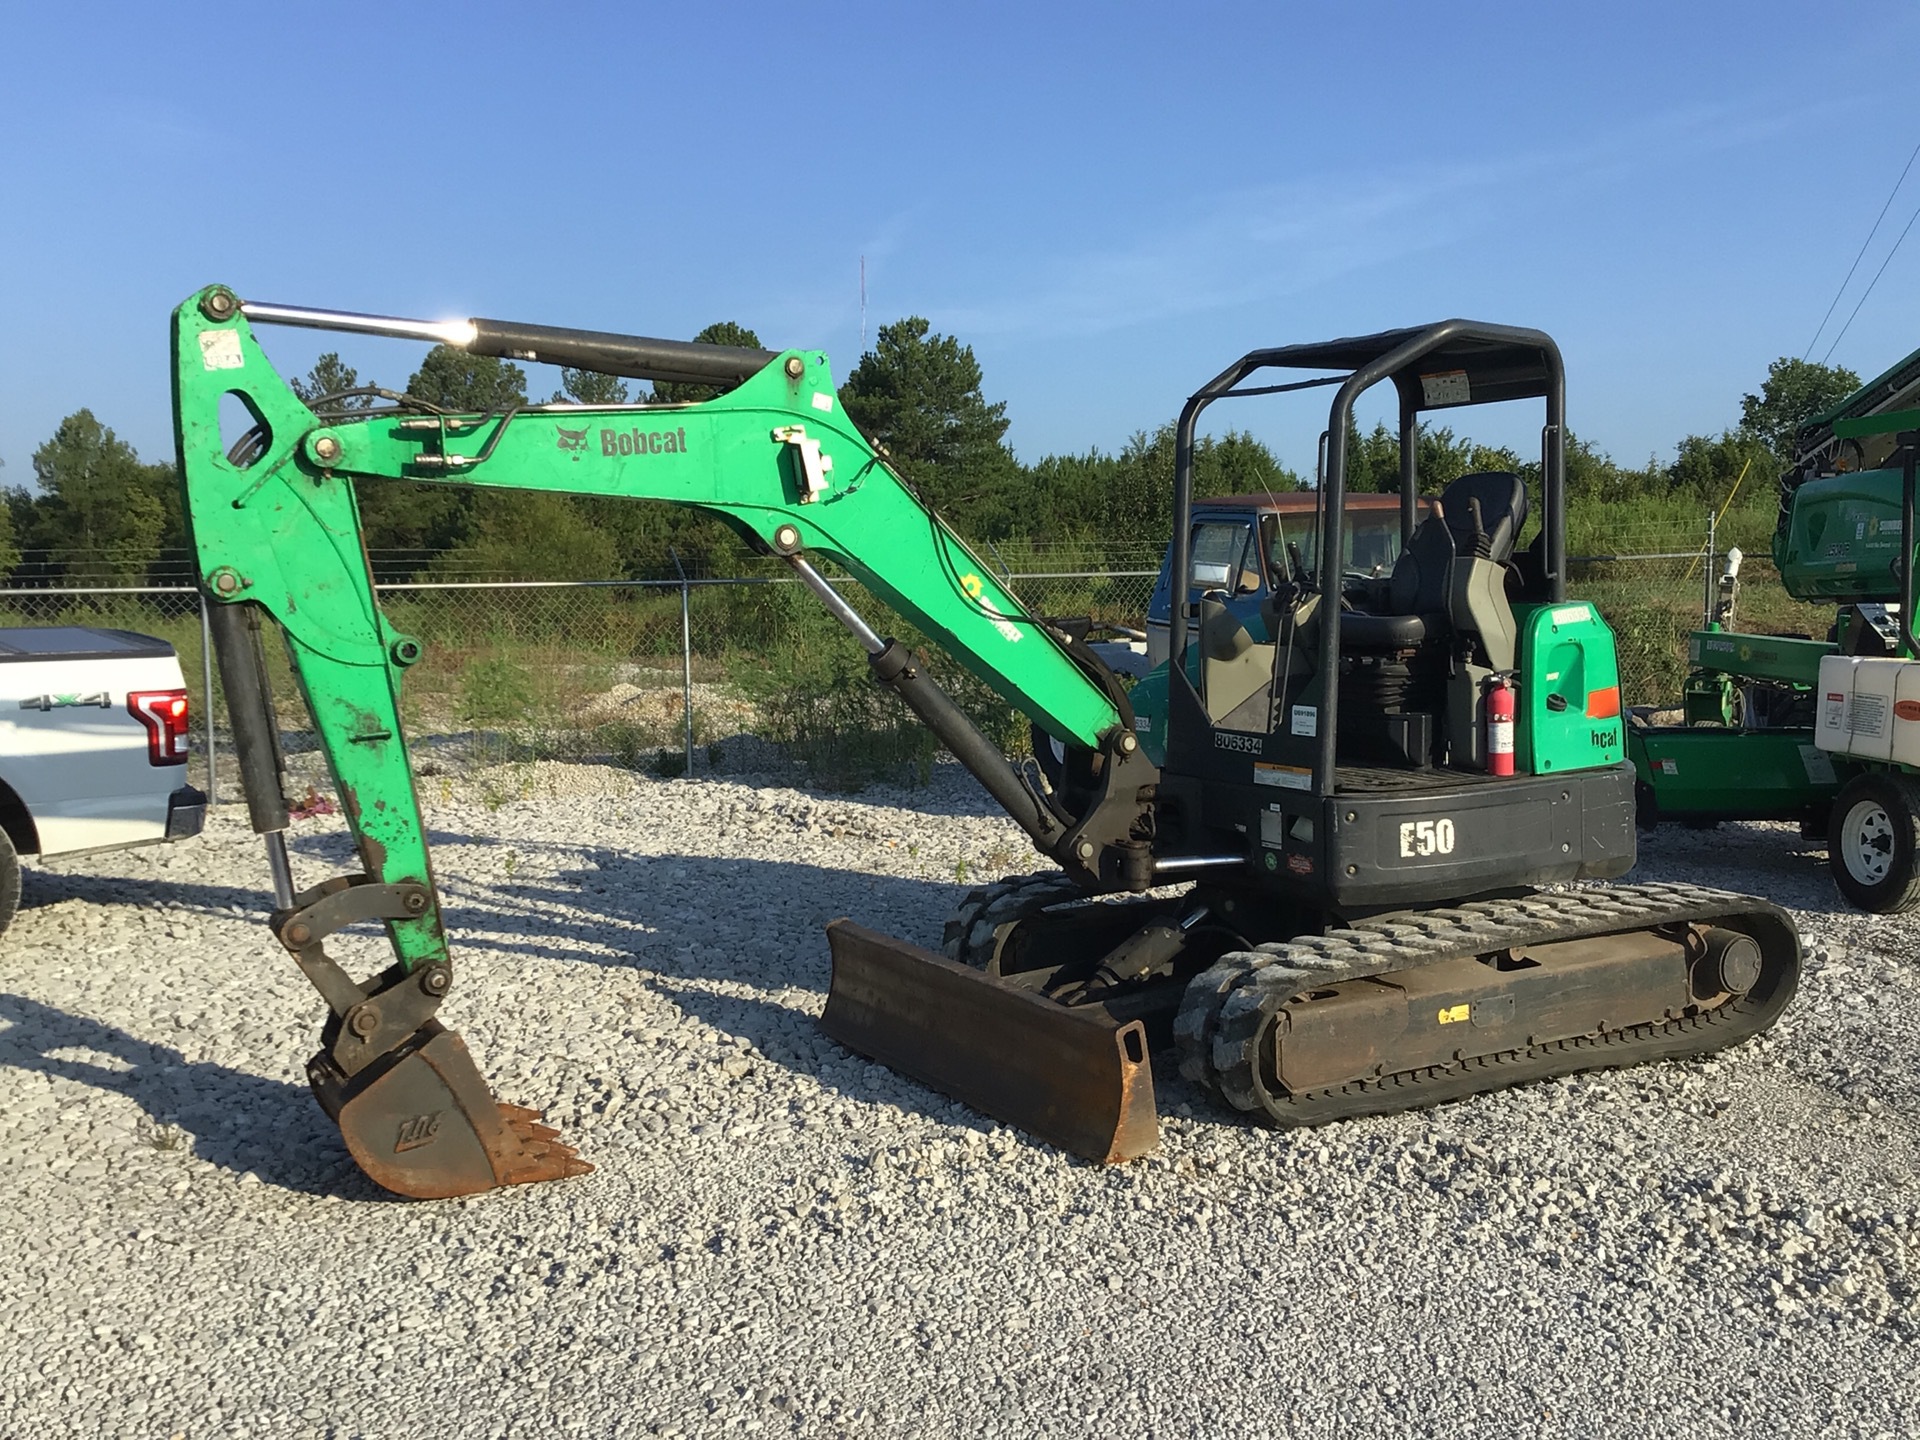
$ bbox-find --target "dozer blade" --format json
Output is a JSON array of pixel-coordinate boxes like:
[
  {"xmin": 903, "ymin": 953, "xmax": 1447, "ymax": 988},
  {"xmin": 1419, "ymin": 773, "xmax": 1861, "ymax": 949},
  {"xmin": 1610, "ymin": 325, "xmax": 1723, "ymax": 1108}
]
[
  {"xmin": 820, "ymin": 920, "xmax": 1158, "ymax": 1163},
  {"xmin": 307, "ymin": 1020, "xmax": 592, "ymax": 1200}
]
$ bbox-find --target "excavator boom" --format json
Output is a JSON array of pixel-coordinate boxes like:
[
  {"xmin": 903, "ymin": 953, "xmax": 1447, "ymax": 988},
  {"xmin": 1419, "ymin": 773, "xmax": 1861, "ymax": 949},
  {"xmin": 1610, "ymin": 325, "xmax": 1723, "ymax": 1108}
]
[{"xmin": 174, "ymin": 287, "xmax": 1157, "ymax": 1195}]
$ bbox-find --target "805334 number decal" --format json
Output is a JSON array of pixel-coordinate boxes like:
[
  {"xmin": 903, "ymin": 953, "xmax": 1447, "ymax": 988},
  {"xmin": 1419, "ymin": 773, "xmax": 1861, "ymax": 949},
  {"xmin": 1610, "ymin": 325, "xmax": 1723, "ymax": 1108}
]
[{"xmin": 1398, "ymin": 818, "xmax": 1456, "ymax": 858}]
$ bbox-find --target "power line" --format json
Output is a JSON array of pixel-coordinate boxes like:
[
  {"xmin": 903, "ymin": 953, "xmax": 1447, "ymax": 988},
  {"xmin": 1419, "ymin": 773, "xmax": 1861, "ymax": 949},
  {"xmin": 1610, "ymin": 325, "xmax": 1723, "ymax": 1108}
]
[
  {"xmin": 1805, "ymin": 134, "xmax": 1920, "ymax": 361},
  {"xmin": 1822, "ymin": 195, "xmax": 1920, "ymax": 364}
]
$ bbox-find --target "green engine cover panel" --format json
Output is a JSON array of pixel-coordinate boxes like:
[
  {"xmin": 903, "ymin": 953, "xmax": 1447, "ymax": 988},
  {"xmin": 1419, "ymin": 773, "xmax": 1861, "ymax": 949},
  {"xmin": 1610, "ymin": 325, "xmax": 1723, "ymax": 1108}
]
[
  {"xmin": 1128, "ymin": 662, "xmax": 1171, "ymax": 768},
  {"xmin": 1514, "ymin": 600, "xmax": 1624, "ymax": 776},
  {"xmin": 1776, "ymin": 467, "xmax": 1912, "ymax": 602}
]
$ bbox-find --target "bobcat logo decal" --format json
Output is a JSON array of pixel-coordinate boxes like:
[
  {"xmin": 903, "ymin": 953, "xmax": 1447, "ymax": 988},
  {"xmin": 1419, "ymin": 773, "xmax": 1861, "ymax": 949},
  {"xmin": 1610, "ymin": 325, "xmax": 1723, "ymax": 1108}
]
[{"xmin": 555, "ymin": 425, "xmax": 590, "ymax": 454}]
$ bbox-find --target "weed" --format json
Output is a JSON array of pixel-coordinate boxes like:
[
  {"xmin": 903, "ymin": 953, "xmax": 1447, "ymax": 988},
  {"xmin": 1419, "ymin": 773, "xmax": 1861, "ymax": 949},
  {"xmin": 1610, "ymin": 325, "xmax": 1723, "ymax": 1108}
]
[
  {"xmin": 458, "ymin": 655, "xmax": 538, "ymax": 728},
  {"xmin": 595, "ymin": 722, "xmax": 654, "ymax": 770},
  {"xmin": 139, "ymin": 1120, "xmax": 186, "ymax": 1153},
  {"xmin": 954, "ymin": 857, "xmax": 970, "ymax": 885},
  {"xmin": 503, "ymin": 849, "xmax": 519, "ymax": 880}
]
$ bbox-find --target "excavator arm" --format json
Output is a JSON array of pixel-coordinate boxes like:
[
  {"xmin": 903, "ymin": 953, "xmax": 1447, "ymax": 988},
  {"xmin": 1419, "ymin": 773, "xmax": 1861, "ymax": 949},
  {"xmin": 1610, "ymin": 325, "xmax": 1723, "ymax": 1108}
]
[{"xmin": 173, "ymin": 286, "xmax": 1158, "ymax": 1196}]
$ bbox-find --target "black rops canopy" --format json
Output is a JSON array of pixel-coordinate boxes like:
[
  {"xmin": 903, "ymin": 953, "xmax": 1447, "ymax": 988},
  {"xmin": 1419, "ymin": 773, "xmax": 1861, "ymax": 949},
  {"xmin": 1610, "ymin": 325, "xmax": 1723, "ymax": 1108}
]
[
  {"xmin": 1168, "ymin": 319, "xmax": 1569, "ymax": 794},
  {"xmin": 1231, "ymin": 320, "xmax": 1562, "ymax": 413}
]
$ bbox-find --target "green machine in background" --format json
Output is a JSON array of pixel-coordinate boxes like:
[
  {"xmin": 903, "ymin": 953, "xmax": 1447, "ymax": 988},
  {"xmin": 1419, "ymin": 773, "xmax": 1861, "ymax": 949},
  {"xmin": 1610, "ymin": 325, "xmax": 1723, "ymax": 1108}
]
[{"xmin": 1630, "ymin": 342, "xmax": 1920, "ymax": 912}]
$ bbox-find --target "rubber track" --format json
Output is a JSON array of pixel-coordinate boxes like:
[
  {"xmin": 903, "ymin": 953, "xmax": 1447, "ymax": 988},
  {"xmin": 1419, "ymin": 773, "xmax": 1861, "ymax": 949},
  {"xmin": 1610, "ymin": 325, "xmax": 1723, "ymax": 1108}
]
[
  {"xmin": 942, "ymin": 871, "xmax": 1088, "ymax": 969},
  {"xmin": 1170, "ymin": 882, "xmax": 1800, "ymax": 1126}
]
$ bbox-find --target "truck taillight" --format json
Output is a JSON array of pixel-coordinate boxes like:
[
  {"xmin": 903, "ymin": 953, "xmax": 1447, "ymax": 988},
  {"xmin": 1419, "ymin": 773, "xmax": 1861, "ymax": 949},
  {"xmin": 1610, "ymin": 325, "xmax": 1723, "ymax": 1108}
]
[{"xmin": 129, "ymin": 689, "xmax": 191, "ymax": 766}]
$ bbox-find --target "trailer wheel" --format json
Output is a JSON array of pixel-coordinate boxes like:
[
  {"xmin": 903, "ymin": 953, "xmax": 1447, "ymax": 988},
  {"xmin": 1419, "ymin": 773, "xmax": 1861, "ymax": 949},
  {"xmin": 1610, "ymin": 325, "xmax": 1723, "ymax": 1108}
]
[
  {"xmin": 1828, "ymin": 772, "xmax": 1920, "ymax": 914},
  {"xmin": 0, "ymin": 830, "xmax": 18, "ymax": 942}
]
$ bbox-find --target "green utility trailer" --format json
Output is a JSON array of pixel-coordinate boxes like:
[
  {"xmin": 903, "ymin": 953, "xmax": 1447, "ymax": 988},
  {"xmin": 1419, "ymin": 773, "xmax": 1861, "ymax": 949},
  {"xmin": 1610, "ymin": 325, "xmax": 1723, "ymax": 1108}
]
[{"xmin": 1630, "ymin": 344, "xmax": 1920, "ymax": 913}]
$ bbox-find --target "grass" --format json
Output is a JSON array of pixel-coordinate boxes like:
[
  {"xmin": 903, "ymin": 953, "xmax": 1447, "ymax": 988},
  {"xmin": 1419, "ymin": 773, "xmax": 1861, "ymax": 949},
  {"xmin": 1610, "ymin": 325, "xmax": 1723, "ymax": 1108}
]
[{"xmin": 2, "ymin": 510, "xmax": 1843, "ymax": 786}]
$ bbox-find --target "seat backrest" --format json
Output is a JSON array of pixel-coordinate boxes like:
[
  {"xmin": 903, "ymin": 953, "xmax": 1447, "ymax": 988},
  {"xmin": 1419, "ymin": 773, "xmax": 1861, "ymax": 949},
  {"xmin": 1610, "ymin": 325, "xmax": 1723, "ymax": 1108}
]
[
  {"xmin": 1440, "ymin": 472, "xmax": 1529, "ymax": 563},
  {"xmin": 1386, "ymin": 513, "xmax": 1456, "ymax": 616},
  {"xmin": 1508, "ymin": 525, "xmax": 1551, "ymax": 602}
]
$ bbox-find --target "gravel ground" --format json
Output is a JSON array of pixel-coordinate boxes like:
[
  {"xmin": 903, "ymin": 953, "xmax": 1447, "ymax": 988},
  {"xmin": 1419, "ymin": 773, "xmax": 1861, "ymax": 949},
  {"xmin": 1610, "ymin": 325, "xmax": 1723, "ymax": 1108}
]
[{"xmin": 1, "ymin": 759, "xmax": 1916, "ymax": 1439}]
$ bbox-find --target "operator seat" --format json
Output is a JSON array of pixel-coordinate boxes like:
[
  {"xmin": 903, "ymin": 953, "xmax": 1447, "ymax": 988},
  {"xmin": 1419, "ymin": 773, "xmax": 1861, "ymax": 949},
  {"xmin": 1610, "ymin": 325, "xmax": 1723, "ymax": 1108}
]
[
  {"xmin": 1337, "ymin": 471, "xmax": 1530, "ymax": 768},
  {"xmin": 1342, "ymin": 470, "xmax": 1530, "ymax": 649}
]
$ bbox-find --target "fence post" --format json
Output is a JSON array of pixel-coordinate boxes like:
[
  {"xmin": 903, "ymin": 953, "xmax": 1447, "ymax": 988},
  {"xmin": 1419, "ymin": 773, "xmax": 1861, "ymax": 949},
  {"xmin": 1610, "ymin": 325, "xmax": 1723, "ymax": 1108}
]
[
  {"xmin": 669, "ymin": 548, "xmax": 693, "ymax": 775},
  {"xmin": 1702, "ymin": 510, "xmax": 1717, "ymax": 627},
  {"xmin": 198, "ymin": 592, "xmax": 219, "ymax": 805}
]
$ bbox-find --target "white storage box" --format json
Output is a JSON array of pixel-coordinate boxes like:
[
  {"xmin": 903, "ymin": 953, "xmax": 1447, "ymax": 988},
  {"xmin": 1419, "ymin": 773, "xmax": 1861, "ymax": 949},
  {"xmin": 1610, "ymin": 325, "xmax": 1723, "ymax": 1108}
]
[{"xmin": 1814, "ymin": 654, "xmax": 1920, "ymax": 766}]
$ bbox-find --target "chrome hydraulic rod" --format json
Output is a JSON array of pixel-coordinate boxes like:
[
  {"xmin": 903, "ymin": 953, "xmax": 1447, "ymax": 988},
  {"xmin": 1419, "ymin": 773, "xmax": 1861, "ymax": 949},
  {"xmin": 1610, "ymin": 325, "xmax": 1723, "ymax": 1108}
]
[
  {"xmin": 1153, "ymin": 854, "xmax": 1245, "ymax": 876},
  {"xmin": 264, "ymin": 831, "xmax": 296, "ymax": 911},
  {"xmin": 239, "ymin": 301, "xmax": 480, "ymax": 348},
  {"xmin": 234, "ymin": 298, "xmax": 774, "ymax": 387},
  {"xmin": 785, "ymin": 555, "xmax": 1061, "ymax": 848},
  {"xmin": 786, "ymin": 555, "xmax": 886, "ymax": 654}
]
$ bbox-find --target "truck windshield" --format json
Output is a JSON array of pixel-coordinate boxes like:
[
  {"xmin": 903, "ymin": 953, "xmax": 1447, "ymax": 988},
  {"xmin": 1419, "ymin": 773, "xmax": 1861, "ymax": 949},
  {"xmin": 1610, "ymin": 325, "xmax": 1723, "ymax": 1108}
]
[
  {"xmin": 1273, "ymin": 510, "xmax": 1403, "ymax": 580},
  {"xmin": 1189, "ymin": 521, "xmax": 1256, "ymax": 593}
]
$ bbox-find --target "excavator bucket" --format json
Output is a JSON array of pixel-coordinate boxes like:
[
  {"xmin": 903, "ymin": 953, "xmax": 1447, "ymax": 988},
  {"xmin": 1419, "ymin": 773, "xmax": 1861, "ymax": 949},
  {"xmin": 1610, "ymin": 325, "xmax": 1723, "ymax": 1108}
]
[
  {"xmin": 819, "ymin": 920, "xmax": 1159, "ymax": 1163},
  {"xmin": 306, "ymin": 1021, "xmax": 591, "ymax": 1200}
]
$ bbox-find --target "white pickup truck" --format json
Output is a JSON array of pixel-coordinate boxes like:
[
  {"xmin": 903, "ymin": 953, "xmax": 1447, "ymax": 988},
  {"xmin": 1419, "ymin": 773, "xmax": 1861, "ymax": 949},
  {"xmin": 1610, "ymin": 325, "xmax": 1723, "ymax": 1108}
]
[{"xmin": 0, "ymin": 626, "xmax": 208, "ymax": 936}]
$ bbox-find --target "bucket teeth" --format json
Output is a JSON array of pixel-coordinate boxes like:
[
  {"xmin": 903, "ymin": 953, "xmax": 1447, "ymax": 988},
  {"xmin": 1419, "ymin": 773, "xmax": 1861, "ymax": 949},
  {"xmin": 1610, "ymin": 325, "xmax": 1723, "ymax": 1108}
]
[{"xmin": 494, "ymin": 1103, "xmax": 593, "ymax": 1184}]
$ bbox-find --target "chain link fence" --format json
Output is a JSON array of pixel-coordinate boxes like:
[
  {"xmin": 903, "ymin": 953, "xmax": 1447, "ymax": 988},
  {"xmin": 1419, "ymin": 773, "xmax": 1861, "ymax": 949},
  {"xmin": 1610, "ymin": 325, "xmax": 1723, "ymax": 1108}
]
[
  {"xmin": 0, "ymin": 562, "xmax": 1159, "ymax": 798},
  {"xmin": 1567, "ymin": 525, "xmax": 1725, "ymax": 710},
  {"xmin": 1565, "ymin": 516, "xmax": 1831, "ymax": 709},
  {"xmin": 0, "ymin": 516, "xmax": 1794, "ymax": 798}
]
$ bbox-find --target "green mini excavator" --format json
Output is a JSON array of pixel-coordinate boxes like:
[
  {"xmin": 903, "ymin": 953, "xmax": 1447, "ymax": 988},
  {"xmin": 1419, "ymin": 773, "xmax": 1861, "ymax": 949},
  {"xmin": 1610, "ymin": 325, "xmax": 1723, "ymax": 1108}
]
[{"xmin": 173, "ymin": 287, "xmax": 1799, "ymax": 1198}]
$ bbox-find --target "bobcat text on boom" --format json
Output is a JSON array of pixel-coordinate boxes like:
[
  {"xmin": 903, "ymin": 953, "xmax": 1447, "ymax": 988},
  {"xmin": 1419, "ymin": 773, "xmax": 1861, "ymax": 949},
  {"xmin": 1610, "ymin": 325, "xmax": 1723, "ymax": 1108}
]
[{"xmin": 602, "ymin": 426, "xmax": 690, "ymax": 456}]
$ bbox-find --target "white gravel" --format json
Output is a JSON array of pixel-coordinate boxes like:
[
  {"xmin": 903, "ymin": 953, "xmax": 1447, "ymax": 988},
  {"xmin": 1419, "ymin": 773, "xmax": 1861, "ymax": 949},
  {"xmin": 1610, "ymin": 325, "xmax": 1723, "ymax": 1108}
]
[{"xmin": 1, "ymin": 759, "xmax": 1916, "ymax": 1439}]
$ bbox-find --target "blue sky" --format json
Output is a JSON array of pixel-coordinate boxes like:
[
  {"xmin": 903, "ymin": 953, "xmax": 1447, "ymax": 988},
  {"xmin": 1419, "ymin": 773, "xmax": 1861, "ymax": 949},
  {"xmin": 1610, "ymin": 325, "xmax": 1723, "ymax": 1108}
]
[{"xmin": 4, "ymin": 1, "xmax": 1918, "ymax": 488}]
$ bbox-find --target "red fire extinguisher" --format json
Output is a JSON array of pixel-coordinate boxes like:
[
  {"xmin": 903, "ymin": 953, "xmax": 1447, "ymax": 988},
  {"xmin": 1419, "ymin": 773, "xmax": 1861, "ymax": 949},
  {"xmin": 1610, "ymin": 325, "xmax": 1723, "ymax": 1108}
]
[{"xmin": 1486, "ymin": 674, "xmax": 1516, "ymax": 777}]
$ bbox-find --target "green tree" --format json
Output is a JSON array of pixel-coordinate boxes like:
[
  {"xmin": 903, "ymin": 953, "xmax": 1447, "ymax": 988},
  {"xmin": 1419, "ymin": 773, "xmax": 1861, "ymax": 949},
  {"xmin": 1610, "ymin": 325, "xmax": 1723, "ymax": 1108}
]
[
  {"xmin": 291, "ymin": 352, "xmax": 376, "ymax": 414},
  {"xmin": 1344, "ymin": 421, "xmax": 1402, "ymax": 493},
  {"xmin": 651, "ymin": 322, "xmax": 766, "ymax": 405},
  {"xmin": 840, "ymin": 317, "xmax": 1021, "ymax": 525},
  {"xmin": 552, "ymin": 368, "xmax": 631, "ymax": 405},
  {"xmin": 1665, "ymin": 430, "xmax": 1776, "ymax": 504},
  {"xmin": 1342, "ymin": 420, "xmax": 1521, "ymax": 493},
  {"xmin": 0, "ymin": 461, "xmax": 18, "ymax": 579},
  {"xmin": 406, "ymin": 347, "xmax": 528, "ymax": 411},
  {"xmin": 26, "ymin": 411, "xmax": 172, "ymax": 584},
  {"xmin": 1020, "ymin": 450, "xmax": 1120, "ymax": 543},
  {"xmin": 1740, "ymin": 357, "xmax": 1861, "ymax": 459},
  {"xmin": 426, "ymin": 492, "xmax": 619, "ymax": 581},
  {"xmin": 1027, "ymin": 423, "xmax": 1300, "ymax": 545}
]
